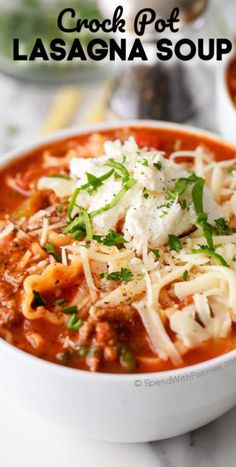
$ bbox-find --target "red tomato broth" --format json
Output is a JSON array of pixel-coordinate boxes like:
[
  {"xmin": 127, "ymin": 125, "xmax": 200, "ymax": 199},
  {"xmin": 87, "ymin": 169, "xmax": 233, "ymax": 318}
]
[{"xmin": 0, "ymin": 126, "xmax": 236, "ymax": 374}]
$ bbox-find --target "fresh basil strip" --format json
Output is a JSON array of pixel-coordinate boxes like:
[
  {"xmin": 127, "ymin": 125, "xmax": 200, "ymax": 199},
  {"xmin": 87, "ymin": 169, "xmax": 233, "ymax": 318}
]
[
  {"xmin": 168, "ymin": 174, "xmax": 199, "ymax": 199},
  {"xmin": 64, "ymin": 215, "xmax": 84, "ymax": 234},
  {"xmin": 90, "ymin": 178, "xmax": 136, "ymax": 219},
  {"xmin": 86, "ymin": 169, "xmax": 114, "ymax": 193},
  {"xmin": 67, "ymin": 187, "xmax": 83, "ymax": 220},
  {"xmin": 191, "ymin": 248, "xmax": 228, "ymax": 267},
  {"xmin": 105, "ymin": 159, "xmax": 129, "ymax": 183},
  {"xmin": 79, "ymin": 207, "xmax": 93, "ymax": 241},
  {"xmin": 192, "ymin": 177, "xmax": 204, "ymax": 215},
  {"xmin": 64, "ymin": 206, "xmax": 92, "ymax": 241},
  {"xmin": 191, "ymin": 176, "xmax": 215, "ymax": 250},
  {"xmin": 67, "ymin": 169, "xmax": 114, "ymax": 220},
  {"xmin": 196, "ymin": 213, "xmax": 214, "ymax": 251}
]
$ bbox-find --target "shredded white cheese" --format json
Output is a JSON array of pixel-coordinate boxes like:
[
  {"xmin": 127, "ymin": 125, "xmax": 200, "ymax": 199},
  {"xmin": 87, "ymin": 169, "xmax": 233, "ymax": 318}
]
[
  {"xmin": 0, "ymin": 222, "xmax": 14, "ymax": 239},
  {"xmin": 79, "ymin": 246, "xmax": 97, "ymax": 303},
  {"xmin": 40, "ymin": 217, "xmax": 49, "ymax": 247}
]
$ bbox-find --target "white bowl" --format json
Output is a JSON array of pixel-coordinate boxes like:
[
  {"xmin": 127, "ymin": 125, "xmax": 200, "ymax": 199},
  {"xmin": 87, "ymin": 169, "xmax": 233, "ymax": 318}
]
[
  {"xmin": 1, "ymin": 120, "xmax": 236, "ymax": 443},
  {"xmin": 216, "ymin": 51, "xmax": 236, "ymax": 144}
]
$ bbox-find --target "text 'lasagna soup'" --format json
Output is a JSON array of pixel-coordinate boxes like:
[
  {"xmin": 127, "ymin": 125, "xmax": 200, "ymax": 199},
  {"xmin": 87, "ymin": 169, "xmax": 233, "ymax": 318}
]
[{"xmin": 0, "ymin": 127, "xmax": 236, "ymax": 373}]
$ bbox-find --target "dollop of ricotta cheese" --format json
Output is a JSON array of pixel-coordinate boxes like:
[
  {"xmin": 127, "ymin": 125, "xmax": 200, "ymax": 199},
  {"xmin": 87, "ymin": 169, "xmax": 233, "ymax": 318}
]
[
  {"xmin": 69, "ymin": 137, "xmax": 222, "ymax": 253},
  {"xmin": 38, "ymin": 136, "xmax": 222, "ymax": 253}
]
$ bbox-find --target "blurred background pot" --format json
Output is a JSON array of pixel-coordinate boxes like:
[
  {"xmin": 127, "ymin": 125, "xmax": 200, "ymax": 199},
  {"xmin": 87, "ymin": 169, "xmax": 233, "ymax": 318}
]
[{"xmin": 99, "ymin": 0, "xmax": 209, "ymax": 123}]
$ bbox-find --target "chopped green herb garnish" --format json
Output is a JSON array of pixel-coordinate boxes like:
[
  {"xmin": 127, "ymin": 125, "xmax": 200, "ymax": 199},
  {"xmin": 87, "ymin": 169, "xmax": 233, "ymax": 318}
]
[
  {"xmin": 137, "ymin": 272, "xmax": 145, "ymax": 280},
  {"xmin": 179, "ymin": 199, "xmax": 187, "ymax": 210},
  {"xmin": 167, "ymin": 174, "xmax": 229, "ymax": 265},
  {"xmin": 32, "ymin": 290, "xmax": 46, "ymax": 308},
  {"xmin": 94, "ymin": 229, "xmax": 128, "ymax": 247},
  {"xmin": 67, "ymin": 188, "xmax": 84, "ymax": 220},
  {"xmin": 45, "ymin": 242, "xmax": 62, "ymax": 262},
  {"xmin": 48, "ymin": 174, "xmax": 71, "ymax": 180},
  {"xmin": 88, "ymin": 169, "xmax": 114, "ymax": 187},
  {"xmin": 105, "ymin": 159, "xmax": 129, "ymax": 183},
  {"xmin": 166, "ymin": 190, "xmax": 177, "ymax": 201},
  {"xmin": 56, "ymin": 204, "xmax": 63, "ymax": 214},
  {"xmin": 151, "ymin": 249, "xmax": 160, "ymax": 259},
  {"xmin": 67, "ymin": 314, "xmax": 83, "ymax": 330},
  {"xmin": 192, "ymin": 177, "xmax": 204, "ymax": 215},
  {"xmin": 71, "ymin": 227, "xmax": 86, "ymax": 241},
  {"xmin": 64, "ymin": 206, "xmax": 93, "ymax": 241},
  {"xmin": 107, "ymin": 268, "xmax": 133, "ymax": 283},
  {"xmin": 142, "ymin": 160, "xmax": 149, "ymax": 167},
  {"xmin": 54, "ymin": 298, "xmax": 67, "ymax": 307},
  {"xmin": 119, "ymin": 347, "xmax": 136, "ymax": 372},
  {"xmin": 77, "ymin": 345, "xmax": 90, "ymax": 357},
  {"xmin": 169, "ymin": 174, "xmax": 199, "ymax": 199},
  {"xmin": 183, "ymin": 270, "xmax": 188, "ymax": 281},
  {"xmin": 86, "ymin": 171, "xmax": 115, "ymax": 194},
  {"xmin": 160, "ymin": 210, "xmax": 168, "ymax": 218},
  {"xmin": 86, "ymin": 172, "xmax": 104, "ymax": 192},
  {"xmin": 214, "ymin": 217, "xmax": 232, "ymax": 235},
  {"xmin": 232, "ymin": 255, "xmax": 236, "ymax": 262},
  {"xmin": 227, "ymin": 166, "xmax": 235, "ymax": 174},
  {"xmin": 168, "ymin": 234, "xmax": 181, "ymax": 252},
  {"xmin": 153, "ymin": 161, "xmax": 163, "ymax": 171},
  {"xmin": 143, "ymin": 187, "xmax": 149, "ymax": 199},
  {"xmin": 67, "ymin": 169, "xmax": 114, "ymax": 220},
  {"xmin": 191, "ymin": 247, "xmax": 228, "ymax": 267},
  {"xmin": 114, "ymin": 172, "xmax": 122, "ymax": 181},
  {"xmin": 89, "ymin": 178, "xmax": 136, "ymax": 218},
  {"xmin": 197, "ymin": 213, "xmax": 214, "ymax": 251},
  {"xmin": 191, "ymin": 176, "xmax": 215, "ymax": 250},
  {"xmin": 63, "ymin": 305, "xmax": 78, "ymax": 315},
  {"xmin": 79, "ymin": 207, "xmax": 92, "ymax": 241}
]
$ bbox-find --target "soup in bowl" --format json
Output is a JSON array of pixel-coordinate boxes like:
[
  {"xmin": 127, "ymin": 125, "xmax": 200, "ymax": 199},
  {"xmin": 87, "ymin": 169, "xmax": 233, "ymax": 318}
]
[{"xmin": 0, "ymin": 121, "xmax": 236, "ymax": 442}]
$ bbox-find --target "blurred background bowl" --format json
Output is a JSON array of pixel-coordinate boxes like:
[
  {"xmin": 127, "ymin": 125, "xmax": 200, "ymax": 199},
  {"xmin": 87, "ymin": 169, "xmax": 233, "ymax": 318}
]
[{"xmin": 0, "ymin": 0, "xmax": 112, "ymax": 84}]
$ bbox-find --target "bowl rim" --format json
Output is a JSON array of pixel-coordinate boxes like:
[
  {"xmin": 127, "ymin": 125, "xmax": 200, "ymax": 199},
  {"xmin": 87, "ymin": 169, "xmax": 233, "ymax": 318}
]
[{"xmin": 1, "ymin": 118, "xmax": 236, "ymax": 382}]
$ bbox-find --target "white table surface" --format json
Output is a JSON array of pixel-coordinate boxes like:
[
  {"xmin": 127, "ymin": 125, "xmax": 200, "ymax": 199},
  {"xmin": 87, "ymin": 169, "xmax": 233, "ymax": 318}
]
[
  {"xmin": 1, "ymin": 1, "xmax": 236, "ymax": 465},
  {"xmin": 2, "ymin": 382, "xmax": 236, "ymax": 467}
]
